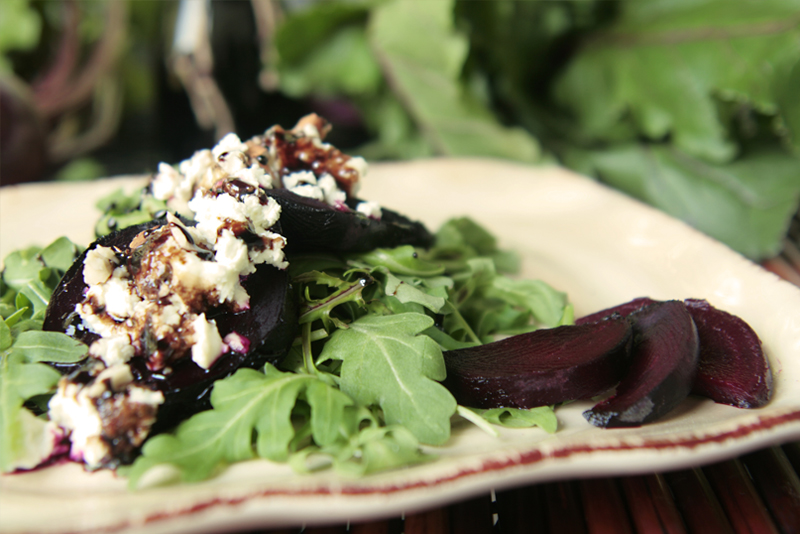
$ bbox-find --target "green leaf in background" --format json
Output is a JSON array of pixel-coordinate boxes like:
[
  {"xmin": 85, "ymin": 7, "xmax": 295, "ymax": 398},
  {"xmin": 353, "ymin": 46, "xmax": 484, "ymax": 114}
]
[
  {"xmin": 554, "ymin": 0, "xmax": 800, "ymax": 163},
  {"xmin": 571, "ymin": 144, "xmax": 800, "ymax": 259},
  {"xmin": 0, "ymin": 0, "xmax": 41, "ymax": 73},
  {"xmin": 53, "ymin": 158, "xmax": 106, "ymax": 182},
  {"xmin": 320, "ymin": 312, "xmax": 456, "ymax": 445},
  {"xmin": 368, "ymin": 0, "xmax": 541, "ymax": 162},
  {"xmin": 279, "ymin": 25, "xmax": 382, "ymax": 98},
  {"xmin": 774, "ymin": 58, "xmax": 800, "ymax": 153}
]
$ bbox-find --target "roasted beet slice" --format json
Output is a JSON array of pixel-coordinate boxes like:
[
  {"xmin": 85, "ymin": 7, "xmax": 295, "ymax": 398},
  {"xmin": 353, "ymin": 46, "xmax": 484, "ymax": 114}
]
[
  {"xmin": 584, "ymin": 301, "xmax": 699, "ymax": 428},
  {"xmin": 442, "ymin": 316, "xmax": 632, "ymax": 409},
  {"xmin": 265, "ymin": 188, "xmax": 434, "ymax": 254},
  {"xmin": 578, "ymin": 297, "xmax": 773, "ymax": 410},
  {"xmin": 684, "ymin": 299, "xmax": 772, "ymax": 408},
  {"xmin": 576, "ymin": 297, "xmax": 656, "ymax": 325},
  {"xmin": 43, "ymin": 220, "xmax": 298, "ymax": 432}
]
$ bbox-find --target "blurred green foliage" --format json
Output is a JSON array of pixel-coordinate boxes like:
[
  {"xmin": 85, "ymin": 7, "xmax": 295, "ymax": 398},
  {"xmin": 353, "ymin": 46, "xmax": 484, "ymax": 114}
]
[
  {"xmin": 3, "ymin": 0, "xmax": 799, "ymax": 260},
  {"xmin": 272, "ymin": 0, "xmax": 800, "ymax": 260}
]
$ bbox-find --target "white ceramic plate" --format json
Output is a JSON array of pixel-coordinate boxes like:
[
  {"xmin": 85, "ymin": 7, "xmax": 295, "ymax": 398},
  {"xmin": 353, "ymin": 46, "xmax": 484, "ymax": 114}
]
[{"xmin": 2, "ymin": 159, "xmax": 799, "ymax": 534}]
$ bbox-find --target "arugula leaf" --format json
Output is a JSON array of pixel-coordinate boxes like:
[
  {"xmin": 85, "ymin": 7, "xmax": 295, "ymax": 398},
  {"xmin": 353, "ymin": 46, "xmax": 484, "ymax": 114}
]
[
  {"xmin": 290, "ymin": 405, "xmax": 431, "ymax": 477},
  {"xmin": 380, "ymin": 270, "xmax": 450, "ymax": 314},
  {"xmin": 10, "ymin": 331, "xmax": 87, "ymax": 364},
  {"xmin": 0, "ymin": 346, "xmax": 66, "ymax": 472},
  {"xmin": 484, "ymin": 276, "xmax": 570, "ymax": 329},
  {"xmin": 428, "ymin": 217, "xmax": 520, "ymax": 274},
  {"xmin": 319, "ymin": 312, "xmax": 456, "ymax": 445},
  {"xmin": 2, "ymin": 247, "xmax": 44, "ymax": 290},
  {"xmin": 127, "ymin": 365, "xmax": 355, "ymax": 487},
  {"xmin": 324, "ymin": 424, "xmax": 431, "ymax": 477},
  {"xmin": 0, "ymin": 238, "xmax": 86, "ymax": 473},
  {"xmin": 474, "ymin": 406, "xmax": 558, "ymax": 433},
  {"xmin": 94, "ymin": 187, "xmax": 166, "ymax": 236},
  {"xmin": 39, "ymin": 237, "xmax": 83, "ymax": 272}
]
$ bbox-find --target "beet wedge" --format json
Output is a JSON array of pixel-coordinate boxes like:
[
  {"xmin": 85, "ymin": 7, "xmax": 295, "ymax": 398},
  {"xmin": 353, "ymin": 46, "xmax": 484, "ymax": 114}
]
[
  {"xmin": 584, "ymin": 301, "xmax": 699, "ymax": 428},
  {"xmin": 575, "ymin": 297, "xmax": 656, "ymax": 325},
  {"xmin": 684, "ymin": 299, "xmax": 772, "ymax": 408},
  {"xmin": 443, "ymin": 315, "xmax": 632, "ymax": 409},
  {"xmin": 579, "ymin": 297, "xmax": 772, "ymax": 409},
  {"xmin": 265, "ymin": 188, "xmax": 434, "ymax": 254},
  {"xmin": 43, "ymin": 219, "xmax": 298, "ymax": 434}
]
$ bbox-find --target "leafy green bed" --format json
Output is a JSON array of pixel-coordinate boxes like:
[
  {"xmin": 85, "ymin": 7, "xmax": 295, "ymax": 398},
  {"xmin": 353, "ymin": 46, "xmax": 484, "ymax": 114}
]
[{"xmin": 1, "ymin": 217, "xmax": 567, "ymax": 487}]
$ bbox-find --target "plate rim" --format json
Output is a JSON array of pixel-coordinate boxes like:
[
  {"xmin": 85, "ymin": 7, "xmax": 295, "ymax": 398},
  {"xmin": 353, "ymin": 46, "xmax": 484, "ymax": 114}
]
[{"xmin": 2, "ymin": 158, "xmax": 799, "ymax": 534}]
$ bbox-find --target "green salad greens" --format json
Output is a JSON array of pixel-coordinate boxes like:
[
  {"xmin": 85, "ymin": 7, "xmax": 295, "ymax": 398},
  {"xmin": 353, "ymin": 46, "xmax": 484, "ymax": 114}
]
[
  {"xmin": 0, "ymin": 238, "xmax": 87, "ymax": 473},
  {"xmin": 0, "ymin": 213, "xmax": 568, "ymax": 488}
]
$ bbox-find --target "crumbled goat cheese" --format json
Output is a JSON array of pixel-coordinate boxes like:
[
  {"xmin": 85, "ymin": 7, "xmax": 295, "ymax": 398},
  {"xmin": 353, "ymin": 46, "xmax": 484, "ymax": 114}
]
[
  {"xmin": 89, "ymin": 335, "xmax": 135, "ymax": 367},
  {"xmin": 213, "ymin": 133, "xmax": 272, "ymax": 189},
  {"xmin": 283, "ymin": 171, "xmax": 348, "ymax": 207},
  {"xmin": 356, "ymin": 200, "xmax": 383, "ymax": 219},
  {"xmin": 223, "ymin": 332, "xmax": 249, "ymax": 353},
  {"xmin": 48, "ymin": 380, "xmax": 106, "ymax": 466},
  {"xmin": 51, "ymin": 116, "xmax": 375, "ymax": 468},
  {"xmin": 191, "ymin": 313, "xmax": 224, "ymax": 369},
  {"xmin": 48, "ymin": 363, "xmax": 165, "ymax": 469},
  {"xmin": 83, "ymin": 246, "xmax": 118, "ymax": 286},
  {"xmin": 318, "ymin": 173, "xmax": 347, "ymax": 206}
]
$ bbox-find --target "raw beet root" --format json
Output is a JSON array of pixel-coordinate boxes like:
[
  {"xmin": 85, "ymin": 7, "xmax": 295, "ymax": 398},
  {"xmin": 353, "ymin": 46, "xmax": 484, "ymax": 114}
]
[
  {"xmin": 583, "ymin": 301, "xmax": 700, "ymax": 428},
  {"xmin": 265, "ymin": 188, "xmax": 434, "ymax": 254},
  {"xmin": 684, "ymin": 299, "xmax": 772, "ymax": 408},
  {"xmin": 43, "ymin": 220, "xmax": 299, "ymax": 433},
  {"xmin": 443, "ymin": 315, "xmax": 632, "ymax": 409}
]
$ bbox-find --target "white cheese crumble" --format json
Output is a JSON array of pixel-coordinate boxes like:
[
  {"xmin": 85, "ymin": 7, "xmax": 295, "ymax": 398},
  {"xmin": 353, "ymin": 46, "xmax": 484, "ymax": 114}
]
[
  {"xmin": 83, "ymin": 246, "xmax": 118, "ymax": 286},
  {"xmin": 54, "ymin": 117, "xmax": 380, "ymax": 468},
  {"xmin": 356, "ymin": 200, "xmax": 382, "ymax": 219},
  {"xmin": 89, "ymin": 335, "xmax": 135, "ymax": 367},
  {"xmin": 48, "ymin": 380, "xmax": 107, "ymax": 467},
  {"xmin": 191, "ymin": 313, "xmax": 224, "ymax": 369},
  {"xmin": 48, "ymin": 364, "xmax": 165, "ymax": 469},
  {"xmin": 283, "ymin": 171, "xmax": 349, "ymax": 207}
]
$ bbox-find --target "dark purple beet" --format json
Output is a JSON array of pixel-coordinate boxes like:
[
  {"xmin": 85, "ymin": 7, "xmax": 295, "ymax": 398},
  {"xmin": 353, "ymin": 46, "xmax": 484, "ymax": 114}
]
[
  {"xmin": 584, "ymin": 301, "xmax": 700, "ymax": 428},
  {"xmin": 265, "ymin": 188, "xmax": 434, "ymax": 254},
  {"xmin": 577, "ymin": 296, "xmax": 772, "ymax": 410},
  {"xmin": 43, "ymin": 220, "xmax": 298, "ymax": 433},
  {"xmin": 442, "ymin": 315, "xmax": 632, "ymax": 409},
  {"xmin": 575, "ymin": 297, "xmax": 656, "ymax": 325},
  {"xmin": 684, "ymin": 299, "xmax": 772, "ymax": 408}
]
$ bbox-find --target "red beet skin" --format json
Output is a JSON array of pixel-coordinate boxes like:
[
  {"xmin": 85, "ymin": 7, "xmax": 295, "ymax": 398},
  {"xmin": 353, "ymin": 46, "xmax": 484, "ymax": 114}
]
[
  {"xmin": 584, "ymin": 301, "xmax": 700, "ymax": 428},
  {"xmin": 684, "ymin": 299, "xmax": 772, "ymax": 408},
  {"xmin": 442, "ymin": 316, "xmax": 632, "ymax": 409}
]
